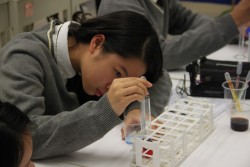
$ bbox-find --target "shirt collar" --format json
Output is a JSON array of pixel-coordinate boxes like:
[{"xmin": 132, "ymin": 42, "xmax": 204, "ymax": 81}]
[{"xmin": 53, "ymin": 21, "xmax": 76, "ymax": 79}]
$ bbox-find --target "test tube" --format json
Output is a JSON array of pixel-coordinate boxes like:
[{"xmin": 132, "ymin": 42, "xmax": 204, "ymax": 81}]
[
  {"xmin": 140, "ymin": 76, "xmax": 151, "ymax": 137},
  {"xmin": 235, "ymin": 61, "xmax": 242, "ymax": 89},
  {"xmin": 140, "ymin": 96, "xmax": 151, "ymax": 136},
  {"xmin": 235, "ymin": 26, "xmax": 246, "ymax": 60}
]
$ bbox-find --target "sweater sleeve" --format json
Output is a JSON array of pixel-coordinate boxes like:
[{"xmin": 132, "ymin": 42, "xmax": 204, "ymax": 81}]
[
  {"xmin": 161, "ymin": 2, "xmax": 239, "ymax": 69},
  {"xmin": 0, "ymin": 46, "xmax": 121, "ymax": 159},
  {"xmin": 30, "ymin": 94, "xmax": 121, "ymax": 159},
  {"xmin": 149, "ymin": 69, "xmax": 172, "ymax": 116},
  {"xmin": 98, "ymin": 0, "xmax": 239, "ymax": 70}
]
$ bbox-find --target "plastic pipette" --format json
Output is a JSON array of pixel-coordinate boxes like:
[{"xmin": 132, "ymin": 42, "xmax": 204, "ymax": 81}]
[
  {"xmin": 236, "ymin": 61, "xmax": 242, "ymax": 89},
  {"xmin": 238, "ymin": 70, "xmax": 250, "ymax": 99},
  {"xmin": 224, "ymin": 72, "xmax": 242, "ymax": 112}
]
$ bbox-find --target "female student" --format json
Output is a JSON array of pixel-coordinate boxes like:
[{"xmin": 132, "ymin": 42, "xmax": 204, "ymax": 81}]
[
  {"xmin": 0, "ymin": 101, "xmax": 35, "ymax": 167},
  {"xmin": 0, "ymin": 11, "xmax": 171, "ymax": 159}
]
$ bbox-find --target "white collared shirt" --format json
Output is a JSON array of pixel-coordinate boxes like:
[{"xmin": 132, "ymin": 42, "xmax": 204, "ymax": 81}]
[{"xmin": 52, "ymin": 21, "xmax": 76, "ymax": 82}]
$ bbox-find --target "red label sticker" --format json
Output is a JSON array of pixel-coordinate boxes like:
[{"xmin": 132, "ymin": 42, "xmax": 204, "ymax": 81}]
[{"xmin": 24, "ymin": 2, "xmax": 33, "ymax": 17}]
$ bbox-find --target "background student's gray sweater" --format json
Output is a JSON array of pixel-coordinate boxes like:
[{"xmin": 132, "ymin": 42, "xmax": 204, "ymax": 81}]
[
  {"xmin": 0, "ymin": 20, "xmax": 171, "ymax": 159},
  {"xmin": 98, "ymin": 0, "xmax": 239, "ymax": 70}
]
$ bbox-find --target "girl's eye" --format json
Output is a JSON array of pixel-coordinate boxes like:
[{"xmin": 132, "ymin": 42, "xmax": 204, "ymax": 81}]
[{"xmin": 115, "ymin": 71, "xmax": 121, "ymax": 78}]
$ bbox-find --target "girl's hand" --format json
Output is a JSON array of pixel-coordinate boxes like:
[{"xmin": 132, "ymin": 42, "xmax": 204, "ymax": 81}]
[
  {"xmin": 231, "ymin": 0, "xmax": 250, "ymax": 27},
  {"xmin": 121, "ymin": 109, "xmax": 156, "ymax": 140},
  {"xmin": 121, "ymin": 109, "xmax": 141, "ymax": 140},
  {"xmin": 121, "ymin": 111, "xmax": 140, "ymax": 140},
  {"xmin": 107, "ymin": 77, "xmax": 152, "ymax": 116}
]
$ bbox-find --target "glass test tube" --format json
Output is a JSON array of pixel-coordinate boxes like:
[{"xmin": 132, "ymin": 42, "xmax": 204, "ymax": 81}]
[
  {"xmin": 235, "ymin": 26, "xmax": 247, "ymax": 60},
  {"xmin": 140, "ymin": 96, "xmax": 151, "ymax": 136}
]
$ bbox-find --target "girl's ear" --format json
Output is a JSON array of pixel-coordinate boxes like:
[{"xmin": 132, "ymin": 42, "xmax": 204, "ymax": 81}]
[{"xmin": 89, "ymin": 34, "xmax": 105, "ymax": 54}]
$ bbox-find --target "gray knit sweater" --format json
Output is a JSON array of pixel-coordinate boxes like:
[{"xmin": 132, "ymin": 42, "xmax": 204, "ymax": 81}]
[
  {"xmin": 0, "ymin": 20, "xmax": 171, "ymax": 159},
  {"xmin": 98, "ymin": 0, "xmax": 239, "ymax": 70}
]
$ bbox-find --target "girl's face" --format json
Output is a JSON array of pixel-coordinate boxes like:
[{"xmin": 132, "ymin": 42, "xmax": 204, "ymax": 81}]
[{"xmin": 79, "ymin": 35, "xmax": 147, "ymax": 96}]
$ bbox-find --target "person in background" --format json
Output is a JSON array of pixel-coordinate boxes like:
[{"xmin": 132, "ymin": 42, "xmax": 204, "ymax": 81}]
[
  {"xmin": 0, "ymin": 101, "xmax": 35, "ymax": 167},
  {"xmin": 98, "ymin": 0, "xmax": 250, "ymax": 70},
  {"xmin": 0, "ymin": 11, "xmax": 171, "ymax": 159}
]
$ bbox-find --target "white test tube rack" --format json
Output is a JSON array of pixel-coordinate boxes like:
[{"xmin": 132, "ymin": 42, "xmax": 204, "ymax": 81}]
[{"xmin": 130, "ymin": 98, "xmax": 213, "ymax": 167}]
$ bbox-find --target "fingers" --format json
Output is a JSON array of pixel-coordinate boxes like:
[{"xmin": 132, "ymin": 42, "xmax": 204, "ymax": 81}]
[
  {"xmin": 122, "ymin": 113, "xmax": 141, "ymax": 141},
  {"xmin": 121, "ymin": 127, "xmax": 125, "ymax": 140},
  {"xmin": 118, "ymin": 78, "xmax": 152, "ymax": 93},
  {"xmin": 115, "ymin": 77, "xmax": 152, "ymax": 88},
  {"xmin": 121, "ymin": 111, "xmax": 157, "ymax": 142},
  {"xmin": 107, "ymin": 77, "xmax": 153, "ymax": 116},
  {"xmin": 116, "ymin": 78, "xmax": 152, "ymax": 97},
  {"xmin": 121, "ymin": 77, "xmax": 152, "ymax": 88},
  {"xmin": 231, "ymin": 0, "xmax": 250, "ymax": 26}
]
